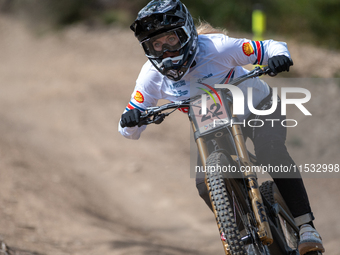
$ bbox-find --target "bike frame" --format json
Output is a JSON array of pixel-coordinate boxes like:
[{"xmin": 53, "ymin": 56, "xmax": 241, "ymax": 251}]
[{"xmin": 189, "ymin": 98, "xmax": 274, "ymax": 253}]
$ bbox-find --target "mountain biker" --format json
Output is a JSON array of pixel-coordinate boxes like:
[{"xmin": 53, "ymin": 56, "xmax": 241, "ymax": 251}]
[{"xmin": 118, "ymin": 0, "xmax": 324, "ymax": 254}]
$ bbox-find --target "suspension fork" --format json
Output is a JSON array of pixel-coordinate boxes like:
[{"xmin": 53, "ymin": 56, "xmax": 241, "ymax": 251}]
[
  {"xmin": 230, "ymin": 120, "xmax": 273, "ymax": 246},
  {"xmin": 190, "ymin": 120, "xmax": 232, "ymax": 254},
  {"xmin": 191, "ymin": 120, "xmax": 209, "ymax": 167}
]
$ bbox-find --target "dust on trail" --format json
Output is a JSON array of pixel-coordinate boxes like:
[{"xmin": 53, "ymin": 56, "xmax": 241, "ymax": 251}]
[{"xmin": 0, "ymin": 16, "xmax": 339, "ymax": 255}]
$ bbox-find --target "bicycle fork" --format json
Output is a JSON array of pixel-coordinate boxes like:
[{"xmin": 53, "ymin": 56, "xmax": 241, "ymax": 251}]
[{"xmin": 230, "ymin": 123, "xmax": 273, "ymax": 246}]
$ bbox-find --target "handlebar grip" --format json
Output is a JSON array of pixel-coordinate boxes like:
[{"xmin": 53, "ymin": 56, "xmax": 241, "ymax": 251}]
[
  {"xmin": 120, "ymin": 120, "xmax": 126, "ymax": 128},
  {"xmin": 289, "ymin": 58, "xmax": 294, "ymax": 66},
  {"xmin": 265, "ymin": 57, "xmax": 293, "ymax": 77},
  {"xmin": 120, "ymin": 108, "xmax": 143, "ymax": 128}
]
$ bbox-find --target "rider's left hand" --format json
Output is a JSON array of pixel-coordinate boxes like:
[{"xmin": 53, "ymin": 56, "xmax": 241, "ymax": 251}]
[{"xmin": 268, "ymin": 55, "xmax": 293, "ymax": 74}]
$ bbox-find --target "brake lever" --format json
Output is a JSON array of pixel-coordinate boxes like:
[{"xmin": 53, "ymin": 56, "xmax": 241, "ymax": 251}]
[
  {"xmin": 152, "ymin": 113, "xmax": 166, "ymax": 124},
  {"xmin": 258, "ymin": 66, "xmax": 277, "ymax": 77},
  {"xmin": 262, "ymin": 67, "xmax": 277, "ymax": 77},
  {"xmin": 138, "ymin": 118, "xmax": 151, "ymax": 127}
]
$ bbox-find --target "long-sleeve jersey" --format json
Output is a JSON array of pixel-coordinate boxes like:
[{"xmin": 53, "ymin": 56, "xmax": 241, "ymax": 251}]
[{"xmin": 119, "ymin": 33, "xmax": 291, "ymax": 139}]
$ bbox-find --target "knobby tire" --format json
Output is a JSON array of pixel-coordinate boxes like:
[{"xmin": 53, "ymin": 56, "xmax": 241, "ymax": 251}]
[{"xmin": 206, "ymin": 152, "xmax": 249, "ymax": 255}]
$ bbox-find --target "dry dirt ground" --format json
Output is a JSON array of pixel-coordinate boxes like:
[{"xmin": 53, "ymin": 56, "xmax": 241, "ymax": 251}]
[{"xmin": 0, "ymin": 16, "xmax": 339, "ymax": 255}]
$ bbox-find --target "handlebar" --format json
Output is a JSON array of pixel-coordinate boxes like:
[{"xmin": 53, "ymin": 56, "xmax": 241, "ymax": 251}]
[{"xmin": 121, "ymin": 66, "xmax": 276, "ymax": 128}]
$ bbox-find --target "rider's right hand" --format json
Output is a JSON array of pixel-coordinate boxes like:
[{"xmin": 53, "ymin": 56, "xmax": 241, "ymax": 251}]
[{"xmin": 120, "ymin": 108, "xmax": 141, "ymax": 128}]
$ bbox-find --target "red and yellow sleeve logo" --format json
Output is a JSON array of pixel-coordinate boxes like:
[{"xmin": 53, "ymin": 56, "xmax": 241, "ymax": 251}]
[
  {"xmin": 242, "ymin": 42, "xmax": 254, "ymax": 56},
  {"xmin": 134, "ymin": 91, "xmax": 144, "ymax": 103}
]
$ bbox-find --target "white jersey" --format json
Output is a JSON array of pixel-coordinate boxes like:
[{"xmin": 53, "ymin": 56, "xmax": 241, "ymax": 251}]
[{"xmin": 119, "ymin": 33, "xmax": 291, "ymax": 139}]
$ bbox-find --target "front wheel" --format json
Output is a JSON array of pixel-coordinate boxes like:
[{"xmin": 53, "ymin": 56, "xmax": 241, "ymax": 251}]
[{"xmin": 205, "ymin": 152, "xmax": 269, "ymax": 255}]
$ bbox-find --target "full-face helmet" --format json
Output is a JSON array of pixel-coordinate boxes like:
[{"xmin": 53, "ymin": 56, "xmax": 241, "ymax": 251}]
[{"xmin": 130, "ymin": 0, "xmax": 198, "ymax": 81}]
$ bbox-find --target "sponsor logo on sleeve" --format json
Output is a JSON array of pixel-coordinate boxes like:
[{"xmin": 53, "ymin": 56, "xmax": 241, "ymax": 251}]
[
  {"xmin": 134, "ymin": 91, "xmax": 144, "ymax": 103},
  {"xmin": 242, "ymin": 42, "xmax": 255, "ymax": 56}
]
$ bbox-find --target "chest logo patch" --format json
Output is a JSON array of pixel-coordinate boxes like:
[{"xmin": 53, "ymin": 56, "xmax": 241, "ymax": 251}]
[
  {"xmin": 134, "ymin": 91, "xmax": 144, "ymax": 103},
  {"xmin": 242, "ymin": 42, "xmax": 254, "ymax": 56}
]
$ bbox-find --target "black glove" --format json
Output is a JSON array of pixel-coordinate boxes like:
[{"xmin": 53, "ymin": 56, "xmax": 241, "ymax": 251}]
[
  {"xmin": 268, "ymin": 55, "xmax": 293, "ymax": 74},
  {"xmin": 120, "ymin": 108, "xmax": 141, "ymax": 128}
]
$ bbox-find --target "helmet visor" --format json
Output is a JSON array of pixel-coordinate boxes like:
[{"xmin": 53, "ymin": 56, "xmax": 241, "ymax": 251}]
[{"xmin": 141, "ymin": 27, "xmax": 190, "ymax": 58}]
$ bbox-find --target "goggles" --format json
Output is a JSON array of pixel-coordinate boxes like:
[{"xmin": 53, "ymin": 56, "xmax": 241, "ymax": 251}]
[{"xmin": 141, "ymin": 27, "xmax": 190, "ymax": 58}]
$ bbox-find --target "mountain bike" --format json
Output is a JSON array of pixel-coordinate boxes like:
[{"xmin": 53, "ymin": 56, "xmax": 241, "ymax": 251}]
[{"xmin": 121, "ymin": 66, "xmax": 318, "ymax": 255}]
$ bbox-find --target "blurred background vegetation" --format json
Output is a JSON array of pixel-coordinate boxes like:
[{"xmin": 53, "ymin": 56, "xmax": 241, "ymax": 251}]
[{"xmin": 1, "ymin": 0, "xmax": 340, "ymax": 50}]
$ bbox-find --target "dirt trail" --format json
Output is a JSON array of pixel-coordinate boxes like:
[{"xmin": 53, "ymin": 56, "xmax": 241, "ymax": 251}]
[{"xmin": 0, "ymin": 16, "xmax": 339, "ymax": 255}]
